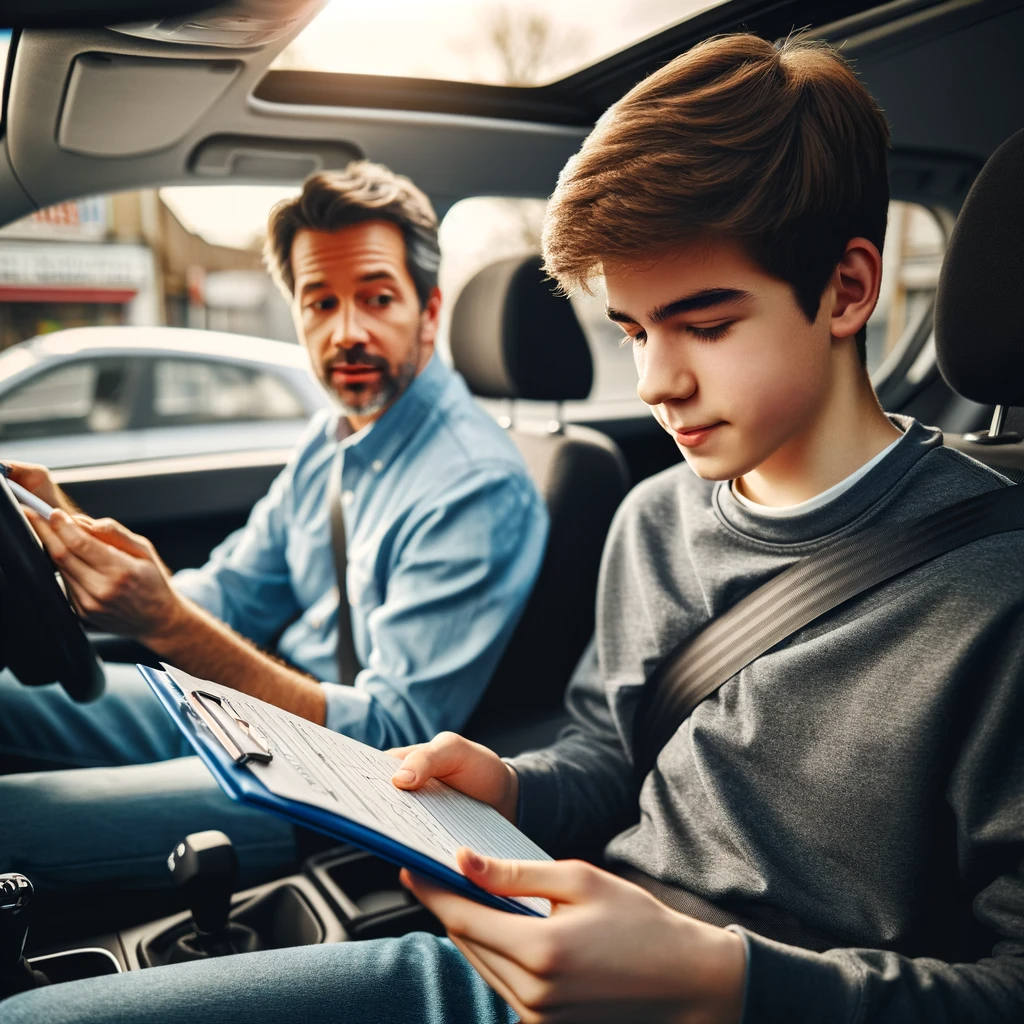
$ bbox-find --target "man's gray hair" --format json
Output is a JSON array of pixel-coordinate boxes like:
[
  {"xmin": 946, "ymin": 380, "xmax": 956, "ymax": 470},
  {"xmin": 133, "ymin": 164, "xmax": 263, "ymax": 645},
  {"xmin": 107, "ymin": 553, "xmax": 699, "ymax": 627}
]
[{"xmin": 265, "ymin": 161, "xmax": 441, "ymax": 306}]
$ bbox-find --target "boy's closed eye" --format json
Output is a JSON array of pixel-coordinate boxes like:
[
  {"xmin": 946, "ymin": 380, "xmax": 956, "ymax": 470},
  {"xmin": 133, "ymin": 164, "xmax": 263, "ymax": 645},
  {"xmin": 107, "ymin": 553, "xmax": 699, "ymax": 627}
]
[
  {"xmin": 687, "ymin": 319, "xmax": 734, "ymax": 341},
  {"xmin": 618, "ymin": 319, "xmax": 735, "ymax": 347}
]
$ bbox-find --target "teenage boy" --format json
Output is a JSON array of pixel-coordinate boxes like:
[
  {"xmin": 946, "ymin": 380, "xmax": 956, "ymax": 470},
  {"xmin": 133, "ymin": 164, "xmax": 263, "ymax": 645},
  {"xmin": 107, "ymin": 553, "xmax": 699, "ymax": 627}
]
[
  {"xmin": 0, "ymin": 163, "xmax": 547, "ymax": 890},
  {"xmin": 4, "ymin": 33, "xmax": 1022, "ymax": 1024}
]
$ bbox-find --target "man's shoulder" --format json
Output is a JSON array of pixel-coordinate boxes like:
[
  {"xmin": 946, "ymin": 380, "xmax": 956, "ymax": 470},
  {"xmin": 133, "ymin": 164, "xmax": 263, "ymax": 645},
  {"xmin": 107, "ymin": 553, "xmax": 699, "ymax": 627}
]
[{"xmin": 424, "ymin": 370, "xmax": 534, "ymax": 480}]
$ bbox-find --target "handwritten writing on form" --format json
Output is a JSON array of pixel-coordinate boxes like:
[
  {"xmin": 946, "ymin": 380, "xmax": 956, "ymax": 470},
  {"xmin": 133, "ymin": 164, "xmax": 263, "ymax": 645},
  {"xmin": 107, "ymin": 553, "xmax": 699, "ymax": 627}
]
[{"xmin": 169, "ymin": 670, "xmax": 551, "ymax": 916}]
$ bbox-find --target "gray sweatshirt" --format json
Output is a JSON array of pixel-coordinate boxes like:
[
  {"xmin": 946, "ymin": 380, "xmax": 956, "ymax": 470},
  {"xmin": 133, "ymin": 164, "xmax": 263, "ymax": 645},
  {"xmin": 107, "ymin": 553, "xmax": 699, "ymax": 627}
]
[{"xmin": 510, "ymin": 417, "xmax": 1024, "ymax": 1023}]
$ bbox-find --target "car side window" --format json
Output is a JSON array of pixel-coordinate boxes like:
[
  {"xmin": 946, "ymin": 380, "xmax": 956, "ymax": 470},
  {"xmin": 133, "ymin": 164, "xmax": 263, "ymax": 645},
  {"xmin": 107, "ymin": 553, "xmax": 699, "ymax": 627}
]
[
  {"xmin": 0, "ymin": 358, "xmax": 133, "ymax": 440},
  {"xmin": 151, "ymin": 358, "xmax": 305, "ymax": 426}
]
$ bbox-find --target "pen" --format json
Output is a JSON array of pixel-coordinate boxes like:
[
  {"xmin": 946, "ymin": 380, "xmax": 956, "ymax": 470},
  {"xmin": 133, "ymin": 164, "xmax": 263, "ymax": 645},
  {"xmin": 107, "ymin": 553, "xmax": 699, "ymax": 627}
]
[{"xmin": 0, "ymin": 464, "xmax": 55, "ymax": 521}]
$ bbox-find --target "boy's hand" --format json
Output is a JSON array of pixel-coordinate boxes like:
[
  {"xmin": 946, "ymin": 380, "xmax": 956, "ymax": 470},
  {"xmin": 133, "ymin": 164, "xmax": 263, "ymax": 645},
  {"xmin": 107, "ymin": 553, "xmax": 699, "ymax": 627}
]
[
  {"xmin": 389, "ymin": 732, "xmax": 519, "ymax": 823},
  {"xmin": 403, "ymin": 850, "xmax": 747, "ymax": 1024},
  {"xmin": 3, "ymin": 460, "xmax": 72, "ymax": 511}
]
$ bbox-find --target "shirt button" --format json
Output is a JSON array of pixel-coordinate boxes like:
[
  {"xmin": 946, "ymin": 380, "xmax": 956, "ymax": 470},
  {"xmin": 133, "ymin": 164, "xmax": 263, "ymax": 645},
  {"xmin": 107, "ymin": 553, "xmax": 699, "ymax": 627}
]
[
  {"xmin": 342, "ymin": 490, "xmax": 354, "ymax": 506},
  {"xmin": 371, "ymin": 459, "xmax": 384, "ymax": 473}
]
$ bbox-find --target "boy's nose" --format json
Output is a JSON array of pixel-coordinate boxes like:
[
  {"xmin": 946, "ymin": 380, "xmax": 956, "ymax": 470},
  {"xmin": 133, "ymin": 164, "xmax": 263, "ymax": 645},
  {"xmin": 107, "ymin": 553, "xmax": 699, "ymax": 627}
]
[{"xmin": 635, "ymin": 338, "xmax": 697, "ymax": 407}]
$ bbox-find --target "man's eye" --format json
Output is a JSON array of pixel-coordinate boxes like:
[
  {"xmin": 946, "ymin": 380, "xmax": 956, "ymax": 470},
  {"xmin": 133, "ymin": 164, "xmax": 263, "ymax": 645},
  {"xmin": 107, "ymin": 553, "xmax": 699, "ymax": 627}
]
[
  {"xmin": 619, "ymin": 331, "xmax": 646, "ymax": 348},
  {"xmin": 366, "ymin": 294, "xmax": 395, "ymax": 308},
  {"xmin": 305, "ymin": 296, "xmax": 337, "ymax": 313},
  {"xmin": 688, "ymin": 321, "xmax": 732, "ymax": 341}
]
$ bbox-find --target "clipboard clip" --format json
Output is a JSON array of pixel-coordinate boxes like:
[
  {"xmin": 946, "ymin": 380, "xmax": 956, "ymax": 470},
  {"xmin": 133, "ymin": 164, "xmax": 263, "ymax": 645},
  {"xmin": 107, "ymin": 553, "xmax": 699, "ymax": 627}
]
[{"xmin": 188, "ymin": 690, "xmax": 273, "ymax": 765}]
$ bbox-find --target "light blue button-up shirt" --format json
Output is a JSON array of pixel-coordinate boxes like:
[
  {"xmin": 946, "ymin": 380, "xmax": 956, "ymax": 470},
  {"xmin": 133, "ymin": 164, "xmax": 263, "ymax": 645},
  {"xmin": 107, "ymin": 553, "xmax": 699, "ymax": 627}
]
[{"xmin": 174, "ymin": 356, "xmax": 548, "ymax": 748}]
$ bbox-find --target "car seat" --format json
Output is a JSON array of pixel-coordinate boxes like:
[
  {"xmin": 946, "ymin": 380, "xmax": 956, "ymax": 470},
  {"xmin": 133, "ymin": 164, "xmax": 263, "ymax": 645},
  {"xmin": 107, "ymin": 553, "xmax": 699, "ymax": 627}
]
[
  {"xmin": 937, "ymin": 127, "xmax": 1024, "ymax": 482},
  {"xmin": 448, "ymin": 254, "xmax": 630, "ymax": 753}
]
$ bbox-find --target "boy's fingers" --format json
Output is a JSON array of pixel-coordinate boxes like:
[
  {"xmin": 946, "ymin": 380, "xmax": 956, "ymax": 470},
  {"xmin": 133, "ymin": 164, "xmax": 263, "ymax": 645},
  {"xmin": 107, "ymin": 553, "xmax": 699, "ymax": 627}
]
[
  {"xmin": 385, "ymin": 743, "xmax": 423, "ymax": 760},
  {"xmin": 402, "ymin": 870, "xmax": 538, "ymax": 944},
  {"xmin": 457, "ymin": 850, "xmax": 596, "ymax": 905},
  {"xmin": 390, "ymin": 731, "xmax": 475, "ymax": 788}
]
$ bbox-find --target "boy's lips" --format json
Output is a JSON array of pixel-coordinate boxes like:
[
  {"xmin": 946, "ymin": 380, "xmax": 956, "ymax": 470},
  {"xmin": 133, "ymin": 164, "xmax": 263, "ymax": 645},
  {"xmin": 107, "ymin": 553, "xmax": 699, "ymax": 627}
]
[{"xmin": 672, "ymin": 421, "xmax": 724, "ymax": 448}]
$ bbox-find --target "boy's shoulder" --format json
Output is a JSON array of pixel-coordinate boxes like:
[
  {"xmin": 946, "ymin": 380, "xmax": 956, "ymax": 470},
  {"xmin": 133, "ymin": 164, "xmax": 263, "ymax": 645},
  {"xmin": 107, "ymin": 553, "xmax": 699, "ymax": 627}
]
[{"xmin": 618, "ymin": 459, "xmax": 713, "ymax": 520}]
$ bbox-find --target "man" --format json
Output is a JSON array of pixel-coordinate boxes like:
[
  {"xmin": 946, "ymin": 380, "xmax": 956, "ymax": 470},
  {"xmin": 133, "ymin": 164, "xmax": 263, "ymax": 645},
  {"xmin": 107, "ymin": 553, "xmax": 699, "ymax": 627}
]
[
  {"xmin": 0, "ymin": 162, "xmax": 548, "ymax": 889},
  {"xmin": 5, "ymin": 33, "xmax": 1023, "ymax": 1024}
]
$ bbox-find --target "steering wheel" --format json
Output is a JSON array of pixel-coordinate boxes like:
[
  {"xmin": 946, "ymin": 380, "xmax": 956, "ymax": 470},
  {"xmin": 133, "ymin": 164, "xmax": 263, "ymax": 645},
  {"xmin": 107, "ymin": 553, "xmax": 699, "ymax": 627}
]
[{"xmin": 0, "ymin": 474, "xmax": 104, "ymax": 702}]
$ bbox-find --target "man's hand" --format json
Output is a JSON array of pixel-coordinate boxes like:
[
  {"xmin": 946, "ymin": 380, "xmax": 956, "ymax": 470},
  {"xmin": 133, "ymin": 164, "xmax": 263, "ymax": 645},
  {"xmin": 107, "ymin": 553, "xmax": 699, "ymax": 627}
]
[
  {"xmin": 25, "ymin": 506, "xmax": 328, "ymax": 722},
  {"xmin": 390, "ymin": 731, "xmax": 519, "ymax": 823},
  {"xmin": 403, "ymin": 852, "xmax": 747, "ymax": 1024},
  {"xmin": 4, "ymin": 460, "xmax": 75, "ymax": 512},
  {"xmin": 25, "ymin": 508, "xmax": 184, "ymax": 642}
]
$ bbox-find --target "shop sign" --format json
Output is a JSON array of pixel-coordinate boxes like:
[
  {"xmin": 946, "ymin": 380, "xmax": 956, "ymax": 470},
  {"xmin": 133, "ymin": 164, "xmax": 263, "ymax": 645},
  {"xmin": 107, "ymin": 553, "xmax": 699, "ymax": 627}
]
[
  {"xmin": 0, "ymin": 242, "xmax": 152, "ymax": 288},
  {"xmin": 0, "ymin": 196, "xmax": 110, "ymax": 241}
]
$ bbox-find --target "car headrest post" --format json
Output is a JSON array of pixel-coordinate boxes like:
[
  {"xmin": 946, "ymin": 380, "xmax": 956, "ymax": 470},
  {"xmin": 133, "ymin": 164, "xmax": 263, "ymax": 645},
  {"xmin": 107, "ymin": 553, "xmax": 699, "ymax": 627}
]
[{"xmin": 963, "ymin": 404, "xmax": 1021, "ymax": 446}]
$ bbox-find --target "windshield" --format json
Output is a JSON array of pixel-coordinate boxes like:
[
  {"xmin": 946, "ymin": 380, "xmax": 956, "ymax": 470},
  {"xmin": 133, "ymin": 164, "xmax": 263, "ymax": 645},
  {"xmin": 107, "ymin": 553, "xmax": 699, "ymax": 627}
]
[{"xmin": 272, "ymin": 0, "xmax": 727, "ymax": 86}]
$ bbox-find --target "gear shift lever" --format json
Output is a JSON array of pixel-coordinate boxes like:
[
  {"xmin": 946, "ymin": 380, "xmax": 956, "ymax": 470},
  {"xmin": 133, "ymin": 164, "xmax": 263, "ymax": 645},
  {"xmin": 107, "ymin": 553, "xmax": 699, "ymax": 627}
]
[
  {"xmin": 167, "ymin": 832, "xmax": 259, "ymax": 960},
  {"xmin": 0, "ymin": 874, "xmax": 48, "ymax": 997}
]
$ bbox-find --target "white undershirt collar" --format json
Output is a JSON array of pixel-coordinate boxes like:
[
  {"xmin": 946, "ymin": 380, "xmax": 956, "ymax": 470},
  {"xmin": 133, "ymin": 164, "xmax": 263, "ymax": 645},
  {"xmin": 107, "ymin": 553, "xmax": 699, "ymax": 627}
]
[{"xmin": 731, "ymin": 434, "xmax": 904, "ymax": 519}]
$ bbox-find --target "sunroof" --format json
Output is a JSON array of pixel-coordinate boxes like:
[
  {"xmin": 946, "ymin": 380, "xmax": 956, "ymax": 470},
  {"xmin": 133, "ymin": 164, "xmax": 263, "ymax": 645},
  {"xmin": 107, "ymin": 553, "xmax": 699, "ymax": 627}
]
[{"xmin": 272, "ymin": 0, "xmax": 727, "ymax": 86}]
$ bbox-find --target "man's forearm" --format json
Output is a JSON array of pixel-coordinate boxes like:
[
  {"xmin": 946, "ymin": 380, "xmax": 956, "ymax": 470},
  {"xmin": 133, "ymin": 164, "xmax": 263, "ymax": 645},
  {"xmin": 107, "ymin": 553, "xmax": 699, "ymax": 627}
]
[{"xmin": 142, "ymin": 595, "xmax": 327, "ymax": 725}]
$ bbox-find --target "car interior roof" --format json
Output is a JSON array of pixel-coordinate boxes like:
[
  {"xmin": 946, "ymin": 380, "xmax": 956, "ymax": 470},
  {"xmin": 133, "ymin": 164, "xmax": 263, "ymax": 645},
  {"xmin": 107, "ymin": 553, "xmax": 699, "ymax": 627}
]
[{"xmin": 0, "ymin": 0, "xmax": 1022, "ymax": 229}]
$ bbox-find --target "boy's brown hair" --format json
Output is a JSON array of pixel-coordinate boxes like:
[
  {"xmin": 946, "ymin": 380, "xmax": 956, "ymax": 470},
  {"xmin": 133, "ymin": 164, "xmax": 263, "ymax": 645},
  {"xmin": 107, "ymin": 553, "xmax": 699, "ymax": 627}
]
[
  {"xmin": 265, "ymin": 161, "xmax": 441, "ymax": 307},
  {"xmin": 542, "ymin": 34, "xmax": 890, "ymax": 361}
]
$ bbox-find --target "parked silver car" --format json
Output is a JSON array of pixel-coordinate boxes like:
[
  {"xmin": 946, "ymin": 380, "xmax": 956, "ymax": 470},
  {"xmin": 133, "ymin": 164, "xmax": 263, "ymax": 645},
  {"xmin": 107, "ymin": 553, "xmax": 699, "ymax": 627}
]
[{"xmin": 0, "ymin": 326, "xmax": 330, "ymax": 470}]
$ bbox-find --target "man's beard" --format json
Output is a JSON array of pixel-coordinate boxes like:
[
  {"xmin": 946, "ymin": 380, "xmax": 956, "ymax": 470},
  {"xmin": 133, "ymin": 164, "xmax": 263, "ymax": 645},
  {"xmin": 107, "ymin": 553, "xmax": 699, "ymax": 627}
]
[{"xmin": 324, "ymin": 339, "xmax": 420, "ymax": 419}]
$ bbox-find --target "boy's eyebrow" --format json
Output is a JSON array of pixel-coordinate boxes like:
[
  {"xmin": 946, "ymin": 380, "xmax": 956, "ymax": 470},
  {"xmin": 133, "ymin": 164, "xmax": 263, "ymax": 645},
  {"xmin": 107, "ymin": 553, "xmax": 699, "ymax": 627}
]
[{"xmin": 606, "ymin": 287, "xmax": 752, "ymax": 326}]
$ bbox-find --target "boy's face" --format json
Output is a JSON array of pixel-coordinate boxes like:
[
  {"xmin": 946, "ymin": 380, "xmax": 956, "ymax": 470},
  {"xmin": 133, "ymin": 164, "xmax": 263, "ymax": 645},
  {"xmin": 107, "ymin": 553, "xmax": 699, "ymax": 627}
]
[{"xmin": 604, "ymin": 239, "xmax": 834, "ymax": 482}]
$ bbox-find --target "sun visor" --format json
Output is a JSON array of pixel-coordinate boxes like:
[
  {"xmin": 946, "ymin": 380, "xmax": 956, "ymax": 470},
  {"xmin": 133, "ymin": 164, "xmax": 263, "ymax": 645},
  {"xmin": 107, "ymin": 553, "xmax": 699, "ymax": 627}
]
[{"xmin": 57, "ymin": 54, "xmax": 241, "ymax": 158}]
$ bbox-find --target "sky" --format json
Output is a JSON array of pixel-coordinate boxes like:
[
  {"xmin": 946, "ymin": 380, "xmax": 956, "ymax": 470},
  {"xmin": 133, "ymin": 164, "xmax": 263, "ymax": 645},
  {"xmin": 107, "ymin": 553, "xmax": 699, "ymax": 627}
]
[{"xmin": 272, "ymin": 0, "xmax": 725, "ymax": 84}]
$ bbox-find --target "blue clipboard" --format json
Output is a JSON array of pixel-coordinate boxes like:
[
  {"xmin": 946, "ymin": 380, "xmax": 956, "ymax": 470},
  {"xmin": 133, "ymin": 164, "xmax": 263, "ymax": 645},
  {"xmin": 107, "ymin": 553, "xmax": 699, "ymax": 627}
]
[{"xmin": 140, "ymin": 665, "xmax": 548, "ymax": 918}]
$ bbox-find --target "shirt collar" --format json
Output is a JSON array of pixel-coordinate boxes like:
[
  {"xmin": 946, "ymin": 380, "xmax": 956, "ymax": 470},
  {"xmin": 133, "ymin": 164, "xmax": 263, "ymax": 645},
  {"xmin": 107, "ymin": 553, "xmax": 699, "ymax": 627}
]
[
  {"xmin": 713, "ymin": 416, "xmax": 943, "ymax": 546},
  {"xmin": 324, "ymin": 354, "xmax": 453, "ymax": 469}
]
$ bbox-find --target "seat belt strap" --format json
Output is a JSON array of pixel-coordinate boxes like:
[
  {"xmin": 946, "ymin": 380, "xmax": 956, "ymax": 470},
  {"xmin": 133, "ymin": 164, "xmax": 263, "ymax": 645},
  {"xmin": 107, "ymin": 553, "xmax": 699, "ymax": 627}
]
[
  {"xmin": 328, "ymin": 447, "xmax": 362, "ymax": 688},
  {"xmin": 632, "ymin": 483, "xmax": 1024, "ymax": 783}
]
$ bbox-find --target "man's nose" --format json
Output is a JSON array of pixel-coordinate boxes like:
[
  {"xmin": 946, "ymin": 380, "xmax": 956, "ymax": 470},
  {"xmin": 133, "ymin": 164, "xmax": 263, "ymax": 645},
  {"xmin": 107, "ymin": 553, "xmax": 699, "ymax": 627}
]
[
  {"xmin": 635, "ymin": 334, "xmax": 697, "ymax": 407},
  {"xmin": 327, "ymin": 300, "xmax": 372, "ymax": 350}
]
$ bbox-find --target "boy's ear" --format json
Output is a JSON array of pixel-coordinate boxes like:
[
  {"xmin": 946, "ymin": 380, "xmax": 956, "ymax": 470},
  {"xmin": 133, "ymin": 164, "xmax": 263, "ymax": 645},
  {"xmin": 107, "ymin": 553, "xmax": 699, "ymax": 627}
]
[{"xmin": 829, "ymin": 237, "xmax": 882, "ymax": 340}]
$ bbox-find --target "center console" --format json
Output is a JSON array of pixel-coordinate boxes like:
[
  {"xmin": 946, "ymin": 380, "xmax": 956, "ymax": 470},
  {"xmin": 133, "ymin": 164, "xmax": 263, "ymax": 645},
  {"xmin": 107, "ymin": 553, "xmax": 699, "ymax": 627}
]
[{"xmin": 7, "ymin": 834, "xmax": 444, "ymax": 995}]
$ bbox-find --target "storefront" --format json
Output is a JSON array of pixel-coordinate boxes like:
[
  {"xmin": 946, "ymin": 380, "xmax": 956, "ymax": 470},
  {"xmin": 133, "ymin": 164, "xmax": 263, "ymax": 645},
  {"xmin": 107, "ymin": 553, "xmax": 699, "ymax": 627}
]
[{"xmin": 0, "ymin": 198, "xmax": 159, "ymax": 352}]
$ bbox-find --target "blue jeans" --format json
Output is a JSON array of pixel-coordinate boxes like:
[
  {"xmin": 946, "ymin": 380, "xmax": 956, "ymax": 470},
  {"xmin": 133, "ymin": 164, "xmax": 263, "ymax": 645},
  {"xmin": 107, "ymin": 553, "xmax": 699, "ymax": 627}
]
[
  {"xmin": 0, "ymin": 663, "xmax": 191, "ymax": 768},
  {"xmin": 0, "ymin": 665, "xmax": 295, "ymax": 890},
  {"xmin": 0, "ymin": 933, "xmax": 517, "ymax": 1024}
]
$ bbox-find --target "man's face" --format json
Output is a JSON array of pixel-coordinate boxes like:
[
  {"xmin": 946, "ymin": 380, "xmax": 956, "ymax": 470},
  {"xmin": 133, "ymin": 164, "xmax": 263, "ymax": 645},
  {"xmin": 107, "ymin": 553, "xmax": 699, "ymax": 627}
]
[
  {"xmin": 291, "ymin": 221, "xmax": 439, "ymax": 425},
  {"xmin": 604, "ymin": 239, "xmax": 834, "ymax": 482}
]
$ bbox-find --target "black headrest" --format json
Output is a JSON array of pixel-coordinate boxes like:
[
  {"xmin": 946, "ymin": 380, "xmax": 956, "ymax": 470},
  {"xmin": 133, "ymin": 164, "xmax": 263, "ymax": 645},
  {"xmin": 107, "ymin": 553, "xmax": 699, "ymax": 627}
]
[
  {"xmin": 935, "ymin": 128, "xmax": 1024, "ymax": 405},
  {"xmin": 449, "ymin": 254, "xmax": 593, "ymax": 401}
]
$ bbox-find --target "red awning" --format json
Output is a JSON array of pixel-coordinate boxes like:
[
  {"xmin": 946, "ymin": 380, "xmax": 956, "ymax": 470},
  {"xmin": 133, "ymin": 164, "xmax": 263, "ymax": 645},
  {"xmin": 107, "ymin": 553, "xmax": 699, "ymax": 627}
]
[{"xmin": 0, "ymin": 286, "xmax": 137, "ymax": 303}]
